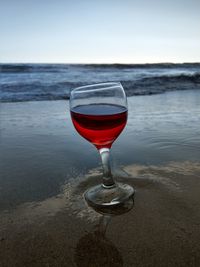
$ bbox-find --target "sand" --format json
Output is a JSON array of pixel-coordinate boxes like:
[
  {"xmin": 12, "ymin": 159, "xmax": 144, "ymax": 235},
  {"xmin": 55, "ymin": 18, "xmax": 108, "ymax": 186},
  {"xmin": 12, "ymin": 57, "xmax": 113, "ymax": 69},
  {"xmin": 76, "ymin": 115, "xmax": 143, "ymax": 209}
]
[{"xmin": 1, "ymin": 90, "xmax": 200, "ymax": 266}]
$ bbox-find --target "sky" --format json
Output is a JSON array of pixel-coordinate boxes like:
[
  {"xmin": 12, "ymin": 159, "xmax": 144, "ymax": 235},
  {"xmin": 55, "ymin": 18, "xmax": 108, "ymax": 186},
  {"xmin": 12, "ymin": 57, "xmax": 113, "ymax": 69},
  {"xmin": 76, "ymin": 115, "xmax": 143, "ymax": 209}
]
[{"xmin": 0, "ymin": 0, "xmax": 200, "ymax": 63}]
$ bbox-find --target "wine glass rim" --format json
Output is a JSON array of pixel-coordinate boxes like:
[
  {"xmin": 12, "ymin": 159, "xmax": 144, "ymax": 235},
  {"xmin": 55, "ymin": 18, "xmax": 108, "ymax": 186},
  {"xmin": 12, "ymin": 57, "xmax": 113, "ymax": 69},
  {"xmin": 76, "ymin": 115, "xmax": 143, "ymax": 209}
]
[{"xmin": 71, "ymin": 82, "xmax": 122, "ymax": 93}]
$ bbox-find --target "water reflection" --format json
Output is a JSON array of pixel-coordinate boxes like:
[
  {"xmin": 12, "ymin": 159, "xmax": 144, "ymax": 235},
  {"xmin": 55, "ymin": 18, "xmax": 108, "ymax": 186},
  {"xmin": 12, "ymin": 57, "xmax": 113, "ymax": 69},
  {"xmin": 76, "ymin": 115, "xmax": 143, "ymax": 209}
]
[{"xmin": 75, "ymin": 198, "xmax": 134, "ymax": 267}]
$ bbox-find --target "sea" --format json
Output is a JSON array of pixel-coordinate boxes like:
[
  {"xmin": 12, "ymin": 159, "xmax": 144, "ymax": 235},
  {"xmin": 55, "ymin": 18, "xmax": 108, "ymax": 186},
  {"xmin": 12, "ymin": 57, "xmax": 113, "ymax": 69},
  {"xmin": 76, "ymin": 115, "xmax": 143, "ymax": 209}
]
[{"xmin": 0, "ymin": 63, "xmax": 200, "ymax": 102}]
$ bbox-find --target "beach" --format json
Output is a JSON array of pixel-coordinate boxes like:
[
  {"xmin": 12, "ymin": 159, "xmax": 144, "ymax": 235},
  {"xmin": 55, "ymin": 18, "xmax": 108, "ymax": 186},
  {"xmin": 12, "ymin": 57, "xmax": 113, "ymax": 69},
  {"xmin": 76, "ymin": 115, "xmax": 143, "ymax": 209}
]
[{"xmin": 1, "ymin": 89, "xmax": 200, "ymax": 266}]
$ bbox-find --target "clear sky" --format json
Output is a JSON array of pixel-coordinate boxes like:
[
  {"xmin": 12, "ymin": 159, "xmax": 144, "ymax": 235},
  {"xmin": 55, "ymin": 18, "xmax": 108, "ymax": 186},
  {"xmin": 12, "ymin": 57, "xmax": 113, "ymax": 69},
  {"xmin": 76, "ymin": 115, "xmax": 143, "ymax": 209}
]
[{"xmin": 0, "ymin": 0, "xmax": 200, "ymax": 63}]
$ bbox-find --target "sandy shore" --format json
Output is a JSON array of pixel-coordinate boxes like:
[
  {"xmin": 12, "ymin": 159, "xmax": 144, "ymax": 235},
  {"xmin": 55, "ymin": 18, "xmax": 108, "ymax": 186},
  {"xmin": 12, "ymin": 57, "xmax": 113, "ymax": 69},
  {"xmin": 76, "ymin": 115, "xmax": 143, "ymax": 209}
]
[{"xmin": 1, "ymin": 90, "xmax": 200, "ymax": 266}]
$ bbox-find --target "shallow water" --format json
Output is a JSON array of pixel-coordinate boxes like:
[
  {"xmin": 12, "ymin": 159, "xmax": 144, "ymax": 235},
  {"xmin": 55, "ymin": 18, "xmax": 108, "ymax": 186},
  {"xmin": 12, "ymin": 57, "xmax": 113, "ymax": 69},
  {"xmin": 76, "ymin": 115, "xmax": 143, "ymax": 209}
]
[
  {"xmin": 1, "ymin": 90, "xmax": 200, "ymax": 211},
  {"xmin": 123, "ymin": 89, "xmax": 200, "ymax": 164}
]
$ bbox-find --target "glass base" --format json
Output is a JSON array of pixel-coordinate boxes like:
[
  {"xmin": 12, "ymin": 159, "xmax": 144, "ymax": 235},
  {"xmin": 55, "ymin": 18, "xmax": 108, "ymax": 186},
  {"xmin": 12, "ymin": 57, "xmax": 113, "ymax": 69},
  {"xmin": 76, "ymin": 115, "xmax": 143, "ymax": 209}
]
[{"xmin": 84, "ymin": 183, "xmax": 135, "ymax": 209}]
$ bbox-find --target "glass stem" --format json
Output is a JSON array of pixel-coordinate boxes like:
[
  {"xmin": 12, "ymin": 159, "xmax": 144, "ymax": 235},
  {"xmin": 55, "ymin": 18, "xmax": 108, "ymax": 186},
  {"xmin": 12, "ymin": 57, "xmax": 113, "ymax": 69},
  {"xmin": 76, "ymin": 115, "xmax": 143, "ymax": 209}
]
[{"xmin": 99, "ymin": 148, "xmax": 115, "ymax": 188}]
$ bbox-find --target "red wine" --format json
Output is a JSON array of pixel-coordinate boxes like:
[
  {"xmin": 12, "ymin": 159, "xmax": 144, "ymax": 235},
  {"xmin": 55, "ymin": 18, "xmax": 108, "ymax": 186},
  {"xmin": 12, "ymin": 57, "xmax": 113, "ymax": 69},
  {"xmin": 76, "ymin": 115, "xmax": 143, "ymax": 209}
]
[{"xmin": 71, "ymin": 104, "xmax": 127, "ymax": 149}]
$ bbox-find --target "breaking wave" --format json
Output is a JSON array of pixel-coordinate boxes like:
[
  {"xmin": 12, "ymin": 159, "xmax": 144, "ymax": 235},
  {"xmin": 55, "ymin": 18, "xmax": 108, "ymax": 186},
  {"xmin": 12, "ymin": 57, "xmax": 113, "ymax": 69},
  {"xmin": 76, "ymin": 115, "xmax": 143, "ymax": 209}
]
[{"xmin": 0, "ymin": 63, "xmax": 200, "ymax": 102}]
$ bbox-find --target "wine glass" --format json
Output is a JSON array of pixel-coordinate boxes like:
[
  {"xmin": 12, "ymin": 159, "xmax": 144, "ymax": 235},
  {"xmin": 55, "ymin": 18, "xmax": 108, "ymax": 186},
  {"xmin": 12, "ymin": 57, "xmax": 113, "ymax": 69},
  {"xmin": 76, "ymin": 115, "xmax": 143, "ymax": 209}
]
[{"xmin": 70, "ymin": 82, "xmax": 134, "ymax": 208}]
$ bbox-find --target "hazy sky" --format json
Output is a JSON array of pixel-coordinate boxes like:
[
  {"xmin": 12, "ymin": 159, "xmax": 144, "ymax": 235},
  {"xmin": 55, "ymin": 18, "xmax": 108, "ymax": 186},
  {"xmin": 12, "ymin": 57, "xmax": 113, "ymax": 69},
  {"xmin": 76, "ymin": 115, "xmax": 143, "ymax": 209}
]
[{"xmin": 0, "ymin": 0, "xmax": 199, "ymax": 63}]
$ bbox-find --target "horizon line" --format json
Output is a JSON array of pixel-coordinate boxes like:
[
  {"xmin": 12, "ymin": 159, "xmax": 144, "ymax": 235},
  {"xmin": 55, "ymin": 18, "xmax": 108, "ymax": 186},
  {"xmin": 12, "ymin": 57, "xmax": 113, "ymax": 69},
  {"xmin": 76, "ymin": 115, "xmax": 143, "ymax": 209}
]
[{"xmin": 0, "ymin": 61, "xmax": 200, "ymax": 65}]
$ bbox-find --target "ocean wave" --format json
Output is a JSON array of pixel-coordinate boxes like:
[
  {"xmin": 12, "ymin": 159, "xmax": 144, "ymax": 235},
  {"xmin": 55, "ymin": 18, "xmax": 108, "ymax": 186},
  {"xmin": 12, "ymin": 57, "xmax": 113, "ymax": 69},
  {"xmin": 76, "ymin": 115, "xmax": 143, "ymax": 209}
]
[
  {"xmin": 1, "ymin": 63, "xmax": 200, "ymax": 73},
  {"xmin": 80, "ymin": 63, "xmax": 200, "ymax": 69},
  {"xmin": 121, "ymin": 73, "xmax": 200, "ymax": 96},
  {"xmin": 0, "ymin": 81, "xmax": 81, "ymax": 102},
  {"xmin": 0, "ymin": 64, "xmax": 66, "ymax": 73},
  {"xmin": 143, "ymin": 72, "xmax": 200, "ymax": 82},
  {"xmin": 1, "ymin": 64, "xmax": 200, "ymax": 102},
  {"xmin": 0, "ymin": 64, "xmax": 32, "ymax": 73},
  {"xmin": 1, "ymin": 74, "xmax": 200, "ymax": 102}
]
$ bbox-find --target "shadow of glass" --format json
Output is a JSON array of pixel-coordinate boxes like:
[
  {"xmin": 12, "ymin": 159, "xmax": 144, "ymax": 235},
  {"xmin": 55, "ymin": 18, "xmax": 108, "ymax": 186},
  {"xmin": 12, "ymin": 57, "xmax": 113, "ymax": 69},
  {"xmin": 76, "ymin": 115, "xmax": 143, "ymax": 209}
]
[{"xmin": 75, "ymin": 198, "xmax": 134, "ymax": 267}]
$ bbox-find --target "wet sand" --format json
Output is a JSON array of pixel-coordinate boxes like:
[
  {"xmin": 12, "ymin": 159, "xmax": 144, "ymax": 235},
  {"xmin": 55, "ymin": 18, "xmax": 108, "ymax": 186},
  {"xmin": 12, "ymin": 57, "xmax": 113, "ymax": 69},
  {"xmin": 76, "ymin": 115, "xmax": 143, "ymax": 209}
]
[{"xmin": 1, "ymin": 90, "xmax": 200, "ymax": 266}]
